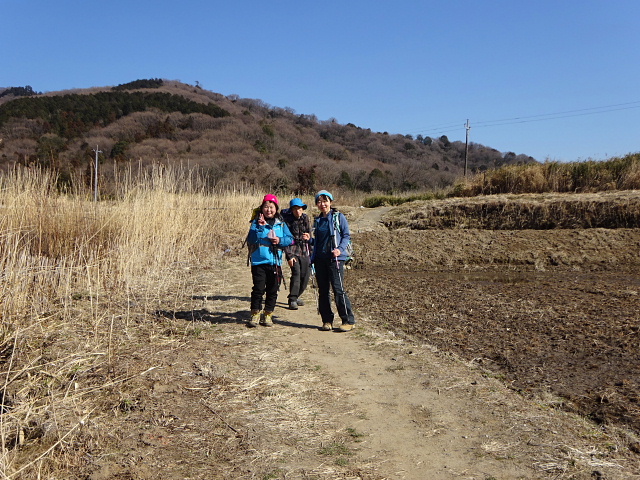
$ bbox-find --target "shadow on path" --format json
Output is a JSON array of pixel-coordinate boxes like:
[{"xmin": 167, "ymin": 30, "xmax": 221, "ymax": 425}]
[
  {"xmin": 156, "ymin": 296, "xmax": 323, "ymax": 329},
  {"xmin": 155, "ymin": 308, "xmax": 246, "ymax": 325},
  {"xmin": 272, "ymin": 317, "xmax": 322, "ymax": 330},
  {"xmin": 272, "ymin": 301, "xmax": 324, "ymax": 330},
  {"xmin": 192, "ymin": 294, "xmax": 251, "ymax": 302}
]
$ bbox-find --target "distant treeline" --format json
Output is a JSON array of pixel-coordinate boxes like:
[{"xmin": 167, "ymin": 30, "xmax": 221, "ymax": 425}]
[
  {"xmin": 0, "ymin": 91, "xmax": 229, "ymax": 138},
  {"xmin": 112, "ymin": 78, "xmax": 164, "ymax": 91},
  {"xmin": 0, "ymin": 85, "xmax": 42, "ymax": 98}
]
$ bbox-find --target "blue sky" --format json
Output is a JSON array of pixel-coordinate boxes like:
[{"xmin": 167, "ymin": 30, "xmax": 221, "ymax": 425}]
[{"xmin": 2, "ymin": 0, "xmax": 639, "ymax": 162}]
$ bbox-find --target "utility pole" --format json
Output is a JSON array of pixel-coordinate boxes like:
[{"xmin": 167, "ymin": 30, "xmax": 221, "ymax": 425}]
[
  {"xmin": 464, "ymin": 119, "xmax": 471, "ymax": 177},
  {"xmin": 92, "ymin": 146, "xmax": 102, "ymax": 202}
]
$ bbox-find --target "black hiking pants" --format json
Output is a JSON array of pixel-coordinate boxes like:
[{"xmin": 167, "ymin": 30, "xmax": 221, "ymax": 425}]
[
  {"xmin": 314, "ymin": 258, "xmax": 355, "ymax": 325},
  {"xmin": 251, "ymin": 264, "xmax": 280, "ymax": 313},
  {"xmin": 288, "ymin": 254, "xmax": 310, "ymax": 302}
]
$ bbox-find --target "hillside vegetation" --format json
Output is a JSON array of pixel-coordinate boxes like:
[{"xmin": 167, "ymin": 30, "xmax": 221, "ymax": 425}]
[{"xmin": 0, "ymin": 79, "xmax": 535, "ymax": 195}]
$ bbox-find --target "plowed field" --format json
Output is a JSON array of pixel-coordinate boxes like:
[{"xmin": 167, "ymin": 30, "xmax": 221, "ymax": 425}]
[{"xmin": 347, "ymin": 204, "xmax": 640, "ymax": 437}]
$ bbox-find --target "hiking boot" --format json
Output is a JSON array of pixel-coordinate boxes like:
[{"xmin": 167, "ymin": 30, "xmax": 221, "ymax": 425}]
[
  {"xmin": 337, "ymin": 323, "xmax": 354, "ymax": 332},
  {"xmin": 296, "ymin": 299, "xmax": 305, "ymax": 306},
  {"xmin": 288, "ymin": 300, "xmax": 298, "ymax": 310},
  {"xmin": 261, "ymin": 311, "xmax": 274, "ymax": 326},
  {"xmin": 320, "ymin": 323, "xmax": 333, "ymax": 331},
  {"xmin": 247, "ymin": 310, "xmax": 261, "ymax": 328}
]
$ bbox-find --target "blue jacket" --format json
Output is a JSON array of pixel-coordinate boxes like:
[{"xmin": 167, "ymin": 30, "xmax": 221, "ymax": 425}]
[
  {"xmin": 311, "ymin": 209, "xmax": 351, "ymax": 263},
  {"xmin": 247, "ymin": 217, "xmax": 293, "ymax": 266}
]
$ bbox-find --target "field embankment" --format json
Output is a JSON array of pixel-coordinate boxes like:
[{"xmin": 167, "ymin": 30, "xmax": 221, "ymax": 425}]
[{"xmin": 382, "ymin": 190, "xmax": 640, "ymax": 230}]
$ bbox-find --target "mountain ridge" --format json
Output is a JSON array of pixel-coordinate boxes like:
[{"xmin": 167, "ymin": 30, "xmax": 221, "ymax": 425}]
[{"xmin": 0, "ymin": 79, "xmax": 536, "ymax": 193}]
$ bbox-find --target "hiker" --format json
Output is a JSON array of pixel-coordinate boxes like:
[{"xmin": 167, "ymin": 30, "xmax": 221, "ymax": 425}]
[
  {"xmin": 246, "ymin": 194, "xmax": 293, "ymax": 327},
  {"xmin": 311, "ymin": 190, "xmax": 356, "ymax": 332},
  {"xmin": 282, "ymin": 198, "xmax": 312, "ymax": 310}
]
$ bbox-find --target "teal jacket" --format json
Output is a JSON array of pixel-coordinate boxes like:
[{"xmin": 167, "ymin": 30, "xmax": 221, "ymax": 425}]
[{"xmin": 247, "ymin": 217, "xmax": 293, "ymax": 266}]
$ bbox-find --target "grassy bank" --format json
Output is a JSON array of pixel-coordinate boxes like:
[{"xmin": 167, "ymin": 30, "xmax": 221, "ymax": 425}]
[
  {"xmin": 363, "ymin": 153, "xmax": 640, "ymax": 207},
  {"xmin": 383, "ymin": 191, "xmax": 640, "ymax": 230}
]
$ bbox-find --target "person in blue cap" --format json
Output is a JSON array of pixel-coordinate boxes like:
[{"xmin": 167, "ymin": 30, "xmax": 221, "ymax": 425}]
[
  {"xmin": 282, "ymin": 198, "xmax": 312, "ymax": 310},
  {"xmin": 311, "ymin": 190, "xmax": 356, "ymax": 332}
]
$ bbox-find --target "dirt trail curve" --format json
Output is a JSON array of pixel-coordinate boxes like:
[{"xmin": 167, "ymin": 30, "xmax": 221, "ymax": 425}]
[
  {"xmin": 91, "ymin": 206, "xmax": 639, "ymax": 480},
  {"xmin": 255, "ymin": 307, "xmax": 539, "ymax": 479}
]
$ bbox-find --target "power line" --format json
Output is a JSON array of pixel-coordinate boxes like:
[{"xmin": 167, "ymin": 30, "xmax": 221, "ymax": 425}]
[
  {"xmin": 406, "ymin": 120, "xmax": 463, "ymax": 134},
  {"xmin": 411, "ymin": 100, "xmax": 640, "ymax": 138},
  {"xmin": 474, "ymin": 102, "xmax": 640, "ymax": 129}
]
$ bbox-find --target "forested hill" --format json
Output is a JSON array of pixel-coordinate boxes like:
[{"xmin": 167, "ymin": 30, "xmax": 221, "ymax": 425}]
[{"xmin": 0, "ymin": 79, "xmax": 536, "ymax": 193}]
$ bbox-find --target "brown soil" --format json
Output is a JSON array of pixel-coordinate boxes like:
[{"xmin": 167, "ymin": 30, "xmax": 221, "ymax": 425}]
[
  {"xmin": 348, "ymin": 204, "xmax": 640, "ymax": 440},
  {"xmin": 350, "ymin": 238, "xmax": 640, "ymax": 430},
  {"xmin": 63, "ymin": 202, "xmax": 640, "ymax": 479}
]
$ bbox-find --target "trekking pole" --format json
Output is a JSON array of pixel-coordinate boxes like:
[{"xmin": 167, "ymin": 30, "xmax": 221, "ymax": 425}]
[
  {"xmin": 332, "ymin": 213, "xmax": 348, "ymax": 315},
  {"xmin": 306, "ymin": 242, "xmax": 319, "ymax": 315},
  {"xmin": 334, "ymin": 250, "xmax": 347, "ymax": 311}
]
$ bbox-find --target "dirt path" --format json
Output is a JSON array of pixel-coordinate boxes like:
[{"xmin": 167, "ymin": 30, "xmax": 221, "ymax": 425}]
[
  {"xmin": 241, "ymin": 207, "xmax": 638, "ymax": 479},
  {"xmin": 260, "ymin": 306, "xmax": 538, "ymax": 479},
  {"xmin": 196, "ymin": 252, "xmax": 637, "ymax": 479},
  {"xmin": 88, "ymin": 206, "xmax": 639, "ymax": 479}
]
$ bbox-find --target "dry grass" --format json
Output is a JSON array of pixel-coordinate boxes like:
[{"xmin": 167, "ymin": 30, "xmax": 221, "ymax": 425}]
[
  {"xmin": 456, "ymin": 153, "xmax": 640, "ymax": 196},
  {"xmin": 0, "ymin": 165, "xmax": 376, "ymax": 478},
  {"xmin": 361, "ymin": 153, "xmax": 640, "ymax": 209},
  {"xmin": 0, "ymin": 164, "xmax": 256, "ymax": 316},
  {"xmin": 0, "ymin": 165, "xmax": 259, "ymax": 478}
]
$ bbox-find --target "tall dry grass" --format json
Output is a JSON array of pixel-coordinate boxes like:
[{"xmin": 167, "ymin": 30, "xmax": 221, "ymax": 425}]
[
  {"xmin": 0, "ymin": 165, "xmax": 258, "ymax": 478},
  {"xmin": 456, "ymin": 153, "xmax": 640, "ymax": 196},
  {"xmin": 359, "ymin": 154, "xmax": 640, "ymax": 208},
  {"xmin": 0, "ymin": 164, "xmax": 256, "ymax": 320}
]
